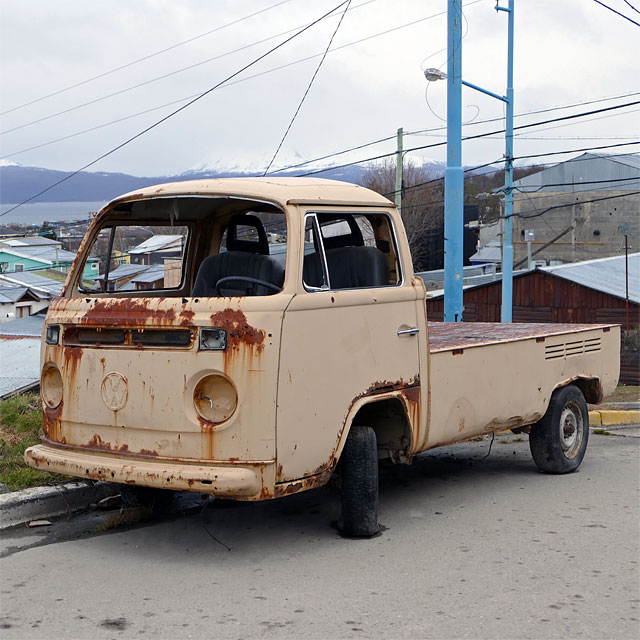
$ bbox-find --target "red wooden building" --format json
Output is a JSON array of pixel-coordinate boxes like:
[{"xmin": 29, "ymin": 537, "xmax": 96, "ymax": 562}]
[{"xmin": 425, "ymin": 255, "xmax": 639, "ymax": 384}]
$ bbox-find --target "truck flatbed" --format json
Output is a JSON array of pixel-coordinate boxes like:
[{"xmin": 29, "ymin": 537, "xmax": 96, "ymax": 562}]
[{"xmin": 427, "ymin": 321, "xmax": 615, "ymax": 353}]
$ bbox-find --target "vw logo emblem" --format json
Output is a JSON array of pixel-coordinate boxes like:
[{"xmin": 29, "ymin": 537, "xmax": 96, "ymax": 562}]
[{"xmin": 101, "ymin": 372, "xmax": 128, "ymax": 411}]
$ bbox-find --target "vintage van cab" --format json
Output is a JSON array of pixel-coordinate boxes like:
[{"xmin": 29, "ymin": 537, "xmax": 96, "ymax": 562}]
[{"xmin": 26, "ymin": 178, "xmax": 620, "ymax": 536}]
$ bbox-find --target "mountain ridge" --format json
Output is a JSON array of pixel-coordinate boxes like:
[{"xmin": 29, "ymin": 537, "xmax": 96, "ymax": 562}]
[{"xmin": 0, "ymin": 162, "xmax": 449, "ymax": 204}]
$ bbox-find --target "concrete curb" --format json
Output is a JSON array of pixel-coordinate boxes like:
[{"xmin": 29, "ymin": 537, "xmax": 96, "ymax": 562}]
[
  {"xmin": 589, "ymin": 409, "xmax": 640, "ymax": 427},
  {"xmin": 0, "ymin": 481, "xmax": 120, "ymax": 531}
]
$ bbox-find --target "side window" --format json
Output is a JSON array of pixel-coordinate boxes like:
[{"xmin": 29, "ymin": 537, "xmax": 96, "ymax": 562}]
[
  {"xmin": 302, "ymin": 212, "xmax": 401, "ymax": 291},
  {"xmin": 78, "ymin": 224, "xmax": 189, "ymax": 293}
]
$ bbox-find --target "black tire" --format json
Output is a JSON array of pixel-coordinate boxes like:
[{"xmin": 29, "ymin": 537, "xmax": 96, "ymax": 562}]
[
  {"xmin": 339, "ymin": 426, "xmax": 380, "ymax": 537},
  {"xmin": 529, "ymin": 385, "xmax": 589, "ymax": 474}
]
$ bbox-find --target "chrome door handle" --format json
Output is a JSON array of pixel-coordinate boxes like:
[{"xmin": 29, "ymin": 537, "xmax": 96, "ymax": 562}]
[{"xmin": 397, "ymin": 327, "xmax": 420, "ymax": 336}]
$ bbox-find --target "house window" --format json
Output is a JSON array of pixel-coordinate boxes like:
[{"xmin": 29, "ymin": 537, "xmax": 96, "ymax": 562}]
[{"xmin": 14, "ymin": 264, "xmax": 24, "ymax": 272}]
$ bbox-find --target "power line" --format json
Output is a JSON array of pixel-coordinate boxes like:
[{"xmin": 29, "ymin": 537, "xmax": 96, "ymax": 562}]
[
  {"xmin": 0, "ymin": 0, "xmax": 437, "ymax": 138},
  {"xmin": 263, "ymin": 0, "xmax": 352, "ymax": 176},
  {"xmin": 0, "ymin": 1, "xmax": 350, "ymax": 218},
  {"xmin": 0, "ymin": 0, "xmax": 296, "ymax": 116},
  {"xmin": 622, "ymin": 0, "xmax": 640, "ymax": 15},
  {"xmin": 506, "ymin": 175, "xmax": 640, "ymax": 193},
  {"xmin": 393, "ymin": 185, "xmax": 640, "ymax": 218},
  {"xmin": 509, "ymin": 190, "xmax": 640, "ymax": 220},
  {"xmin": 382, "ymin": 159, "xmax": 503, "ymax": 198},
  {"xmin": 293, "ymin": 101, "xmax": 640, "ymax": 177},
  {"xmin": 267, "ymin": 90, "xmax": 640, "ymax": 173},
  {"xmin": 592, "ymin": 0, "xmax": 640, "ymax": 26}
]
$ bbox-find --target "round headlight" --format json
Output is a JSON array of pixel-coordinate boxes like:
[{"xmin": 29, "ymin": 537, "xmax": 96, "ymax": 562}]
[
  {"xmin": 194, "ymin": 374, "xmax": 237, "ymax": 424},
  {"xmin": 41, "ymin": 364, "xmax": 63, "ymax": 409}
]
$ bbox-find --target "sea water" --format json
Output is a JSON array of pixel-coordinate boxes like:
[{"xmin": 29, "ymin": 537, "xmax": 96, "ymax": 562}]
[{"xmin": 0, "ymin": 201, "xmax": 106, "ymax": 226}]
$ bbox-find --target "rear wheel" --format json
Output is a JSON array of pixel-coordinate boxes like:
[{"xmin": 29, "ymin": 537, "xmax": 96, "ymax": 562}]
[
  {"xmin": 529, "ymin": 385, "xmax": 589, "ymax": 474},
  {"xmin": 339, "ymin": 426, "xmax": 380, "ymax": 537}
]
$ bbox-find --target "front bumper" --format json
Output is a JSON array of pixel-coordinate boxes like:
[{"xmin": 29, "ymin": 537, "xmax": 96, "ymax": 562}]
[{"xmin": 24, "ymin": 444, "xmax": 267, "ymax": 498}]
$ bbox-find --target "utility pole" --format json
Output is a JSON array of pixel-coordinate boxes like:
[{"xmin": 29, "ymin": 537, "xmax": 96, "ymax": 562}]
[
  {"xmin": 430, "ymin": 1, "xmax": 514, "ymax": 321},
  {"xmin": 499, "ymin": 0, "xmax": 515, "ymax": 322},
  {"xmin": 395, "ymin": 127, "xmax": 403, "ymax": 214},
  {"xmin": 444, "ymin": 0, "xmax": 464, "ymax": 322}
]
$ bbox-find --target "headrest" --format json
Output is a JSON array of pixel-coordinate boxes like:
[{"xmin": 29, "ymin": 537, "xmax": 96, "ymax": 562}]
[
  {"xmin": 316, "ymin": 214, "xmax": 364, "ymax": 250},
  {"xmin": 226, "ymin": 214, "xmax": 269, "ymax": 255}
]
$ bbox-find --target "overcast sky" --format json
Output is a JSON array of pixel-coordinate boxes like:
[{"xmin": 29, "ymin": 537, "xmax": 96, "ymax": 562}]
[{"xmin": 0, "ymin": 0, "xmax": 638, "ymax": 177}]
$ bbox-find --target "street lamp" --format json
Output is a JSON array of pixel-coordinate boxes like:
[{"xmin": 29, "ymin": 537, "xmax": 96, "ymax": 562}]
[{"xmin": 425, "ymin": 0, "xmax": 515, "ymax": 322}]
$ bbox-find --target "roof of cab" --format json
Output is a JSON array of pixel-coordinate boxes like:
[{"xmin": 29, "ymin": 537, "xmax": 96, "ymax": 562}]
[{"xmin": 107, "ymin": 177, "xmax": 394, "ymax": 210}]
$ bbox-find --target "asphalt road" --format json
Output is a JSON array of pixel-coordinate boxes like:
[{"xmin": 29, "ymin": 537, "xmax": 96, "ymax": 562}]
[{"xmin": 1, "ymin": 431, "xmax": 639, "ymax": 640}]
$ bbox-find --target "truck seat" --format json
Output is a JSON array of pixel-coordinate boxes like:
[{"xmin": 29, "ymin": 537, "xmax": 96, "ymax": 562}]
[
  {"xmin": 303, "ymin": 246, "xmax": 389, "ymax": 289},
  {"xmin": 192, "ymin": 214, "xmax": 284, "ymax": 297}
]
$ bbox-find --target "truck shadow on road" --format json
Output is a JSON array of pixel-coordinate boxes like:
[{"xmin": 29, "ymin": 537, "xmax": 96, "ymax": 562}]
[{"xmin": 110, "ymin": 437, "xmax": 542, "ymax": 555}]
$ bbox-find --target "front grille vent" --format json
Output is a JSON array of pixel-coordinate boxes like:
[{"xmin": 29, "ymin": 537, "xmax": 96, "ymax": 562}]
[
  {"xmin": 544, "ymin": 337, "xmax": 601, "ymax": 360},
  {"xmin": 64, "ymin": 327, "xmax": 193, "ymax": 348}
]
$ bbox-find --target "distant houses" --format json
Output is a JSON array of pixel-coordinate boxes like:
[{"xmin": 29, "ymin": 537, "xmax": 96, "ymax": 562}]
[
  {"xmin": 0, "ymin": 236, "xmax": 98, "ymax": 278},
  {"xmin": 92, "ymin": 234, "xmax": 184, "ymax": 291},
  {"xmin": 0, "ymin": 271, "xmax": 63, "ymax": 323}
]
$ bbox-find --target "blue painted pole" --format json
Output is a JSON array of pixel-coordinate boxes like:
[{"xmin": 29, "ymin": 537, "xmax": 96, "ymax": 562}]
[
  {"xmin": 444, "ymin": 0, "xmax": 463, "ymax": 323},
  {"xmin": 498, "ymin": 0, "xmax": 515, "ymax": 322}
]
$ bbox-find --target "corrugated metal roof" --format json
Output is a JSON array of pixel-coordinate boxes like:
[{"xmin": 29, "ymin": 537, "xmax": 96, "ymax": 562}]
[
  {"xmin": 0, "ymin": 271, "xmax": 62, "ymax": 296},
  {"xmin": 0, "ymin": 337, "xmax": 41, "ymax": 398},
  {"xmin": 130, "ymin": 265, "xmax": 165, "ymax": 283},
  {"xmin": 540, "ymin": 252, "xmax": 640, "ymax": 303},
  {"xmin": 510, "ymin": 153, "xmax": 640, "ymax": 193},
  {"xmin": 128, "ymin": 235, "xmax": 183, "ymax": 254},
  {"xmin": 103, "ymin": 263, "xmax": 149, "ymax": 281},
  {"xmin": 426, "ymin": 254, "xmax": 640, "ymax": 303},
  {"xmin": 3, "ymin": 237, "xmax": 62, "ymax": 247},
  {"xmin": 0, "ymin": 315, "xmax": 45, "ymax": 337},
  {"xmin": 424, "ymin": 269, "xmax": 531, "ymax": 299},
  {"xmin": 0, "ymin": 244, "xmax": 78, "ymax": 265},
  {"xmin": 0, "ymin": 285, "xmax": 29, "ymax": 303}
]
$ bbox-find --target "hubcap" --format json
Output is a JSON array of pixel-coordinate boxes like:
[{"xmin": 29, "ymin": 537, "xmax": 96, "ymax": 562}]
[{"xmin": 559, "ymin": 401, "xmax": 583, "ymax": 459}]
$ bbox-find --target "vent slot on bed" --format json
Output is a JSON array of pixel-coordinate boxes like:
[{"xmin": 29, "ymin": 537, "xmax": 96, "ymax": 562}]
[{"xmin": 544, "ymin": 337, "xmax": 601, "ymax": 360}]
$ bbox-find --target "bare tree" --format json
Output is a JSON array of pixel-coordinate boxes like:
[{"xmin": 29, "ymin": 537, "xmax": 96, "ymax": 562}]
[{"xmin": 360, "ymin": 159, "xmax": 444, "ymax": 271}]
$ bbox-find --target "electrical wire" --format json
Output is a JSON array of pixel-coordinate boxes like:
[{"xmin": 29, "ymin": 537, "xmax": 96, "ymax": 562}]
[
  {"xmin": 0, "ymin": 0, "xmax": 437, "ymax": 138},
  {"xmin": 0, "ymin": 1, "xmax": 351, "ymax": 218},
  {"xmin": 622, "ymin": 0, "xmax": 640, "ymax": 14},
  {"xmin": 504, "ymin": 175, "xmax": 640, "ymax": 193},
  {"xmin": 268, "ymin": 95, "xmax": 640, "ymax": 174},
  {"xmin": 0, "ymin": 0, "xmax": 296, "ymax": 116},
  {"xmin": 592, "ymin": 0, "xmax": 640, "ymax": 26},
  {"xmin": 263, "ymin": 0, "xmax": 351, "ymax": 176},
  {"xmin": 294, "ymin": 102, "xmax": 640, "ymax": 177},
  {"xmin": 508, "ymin": 190, "xmax": 640, "ymax": 220}
]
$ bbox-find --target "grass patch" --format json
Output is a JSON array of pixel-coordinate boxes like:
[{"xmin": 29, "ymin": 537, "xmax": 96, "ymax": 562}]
[
  {"xmin": 592, "ymin": 428, "xmax": 614, "ymax": 436},
  {"xmin": 0, "ymin": 393, "xmax": 62, "ymax": 490},
  {"xmin": 603, "ymin": 384, "xmax": 639, "ymax": 404}
]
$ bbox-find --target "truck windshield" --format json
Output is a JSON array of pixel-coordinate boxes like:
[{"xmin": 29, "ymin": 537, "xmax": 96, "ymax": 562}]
[
  {"xmin": 76, "ymin": 203, "xmax": 288, "ymax": 297},
  {"xmin": 79, "ymin": 224, "xmax": 189, "ymax": 293}
]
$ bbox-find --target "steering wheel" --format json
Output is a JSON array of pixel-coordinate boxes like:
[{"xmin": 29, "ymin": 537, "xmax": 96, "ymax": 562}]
[{"xmin": 214, "ymin": 276, "xmax": 282, "ymax": 296}]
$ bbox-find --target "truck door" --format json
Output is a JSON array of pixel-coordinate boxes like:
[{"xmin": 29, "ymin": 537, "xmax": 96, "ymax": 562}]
[{"xmin": 276, "ymin": 211, "xmax": 423, "ymax": 483}]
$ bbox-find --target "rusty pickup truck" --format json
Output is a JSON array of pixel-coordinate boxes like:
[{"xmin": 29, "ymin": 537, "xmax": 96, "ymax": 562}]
[{"xmin": 25, "ymin": 178, "xmax": 620, "ymax": 536}]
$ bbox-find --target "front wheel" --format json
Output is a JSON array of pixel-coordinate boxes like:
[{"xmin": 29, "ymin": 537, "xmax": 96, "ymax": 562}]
[
  {"xmin": 339, "ymin": 426, "xmax": 380, "ymax": 537},
  {"xmin": 529, "ymin": 385, "xmax": 589, "ymax": 474}
]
